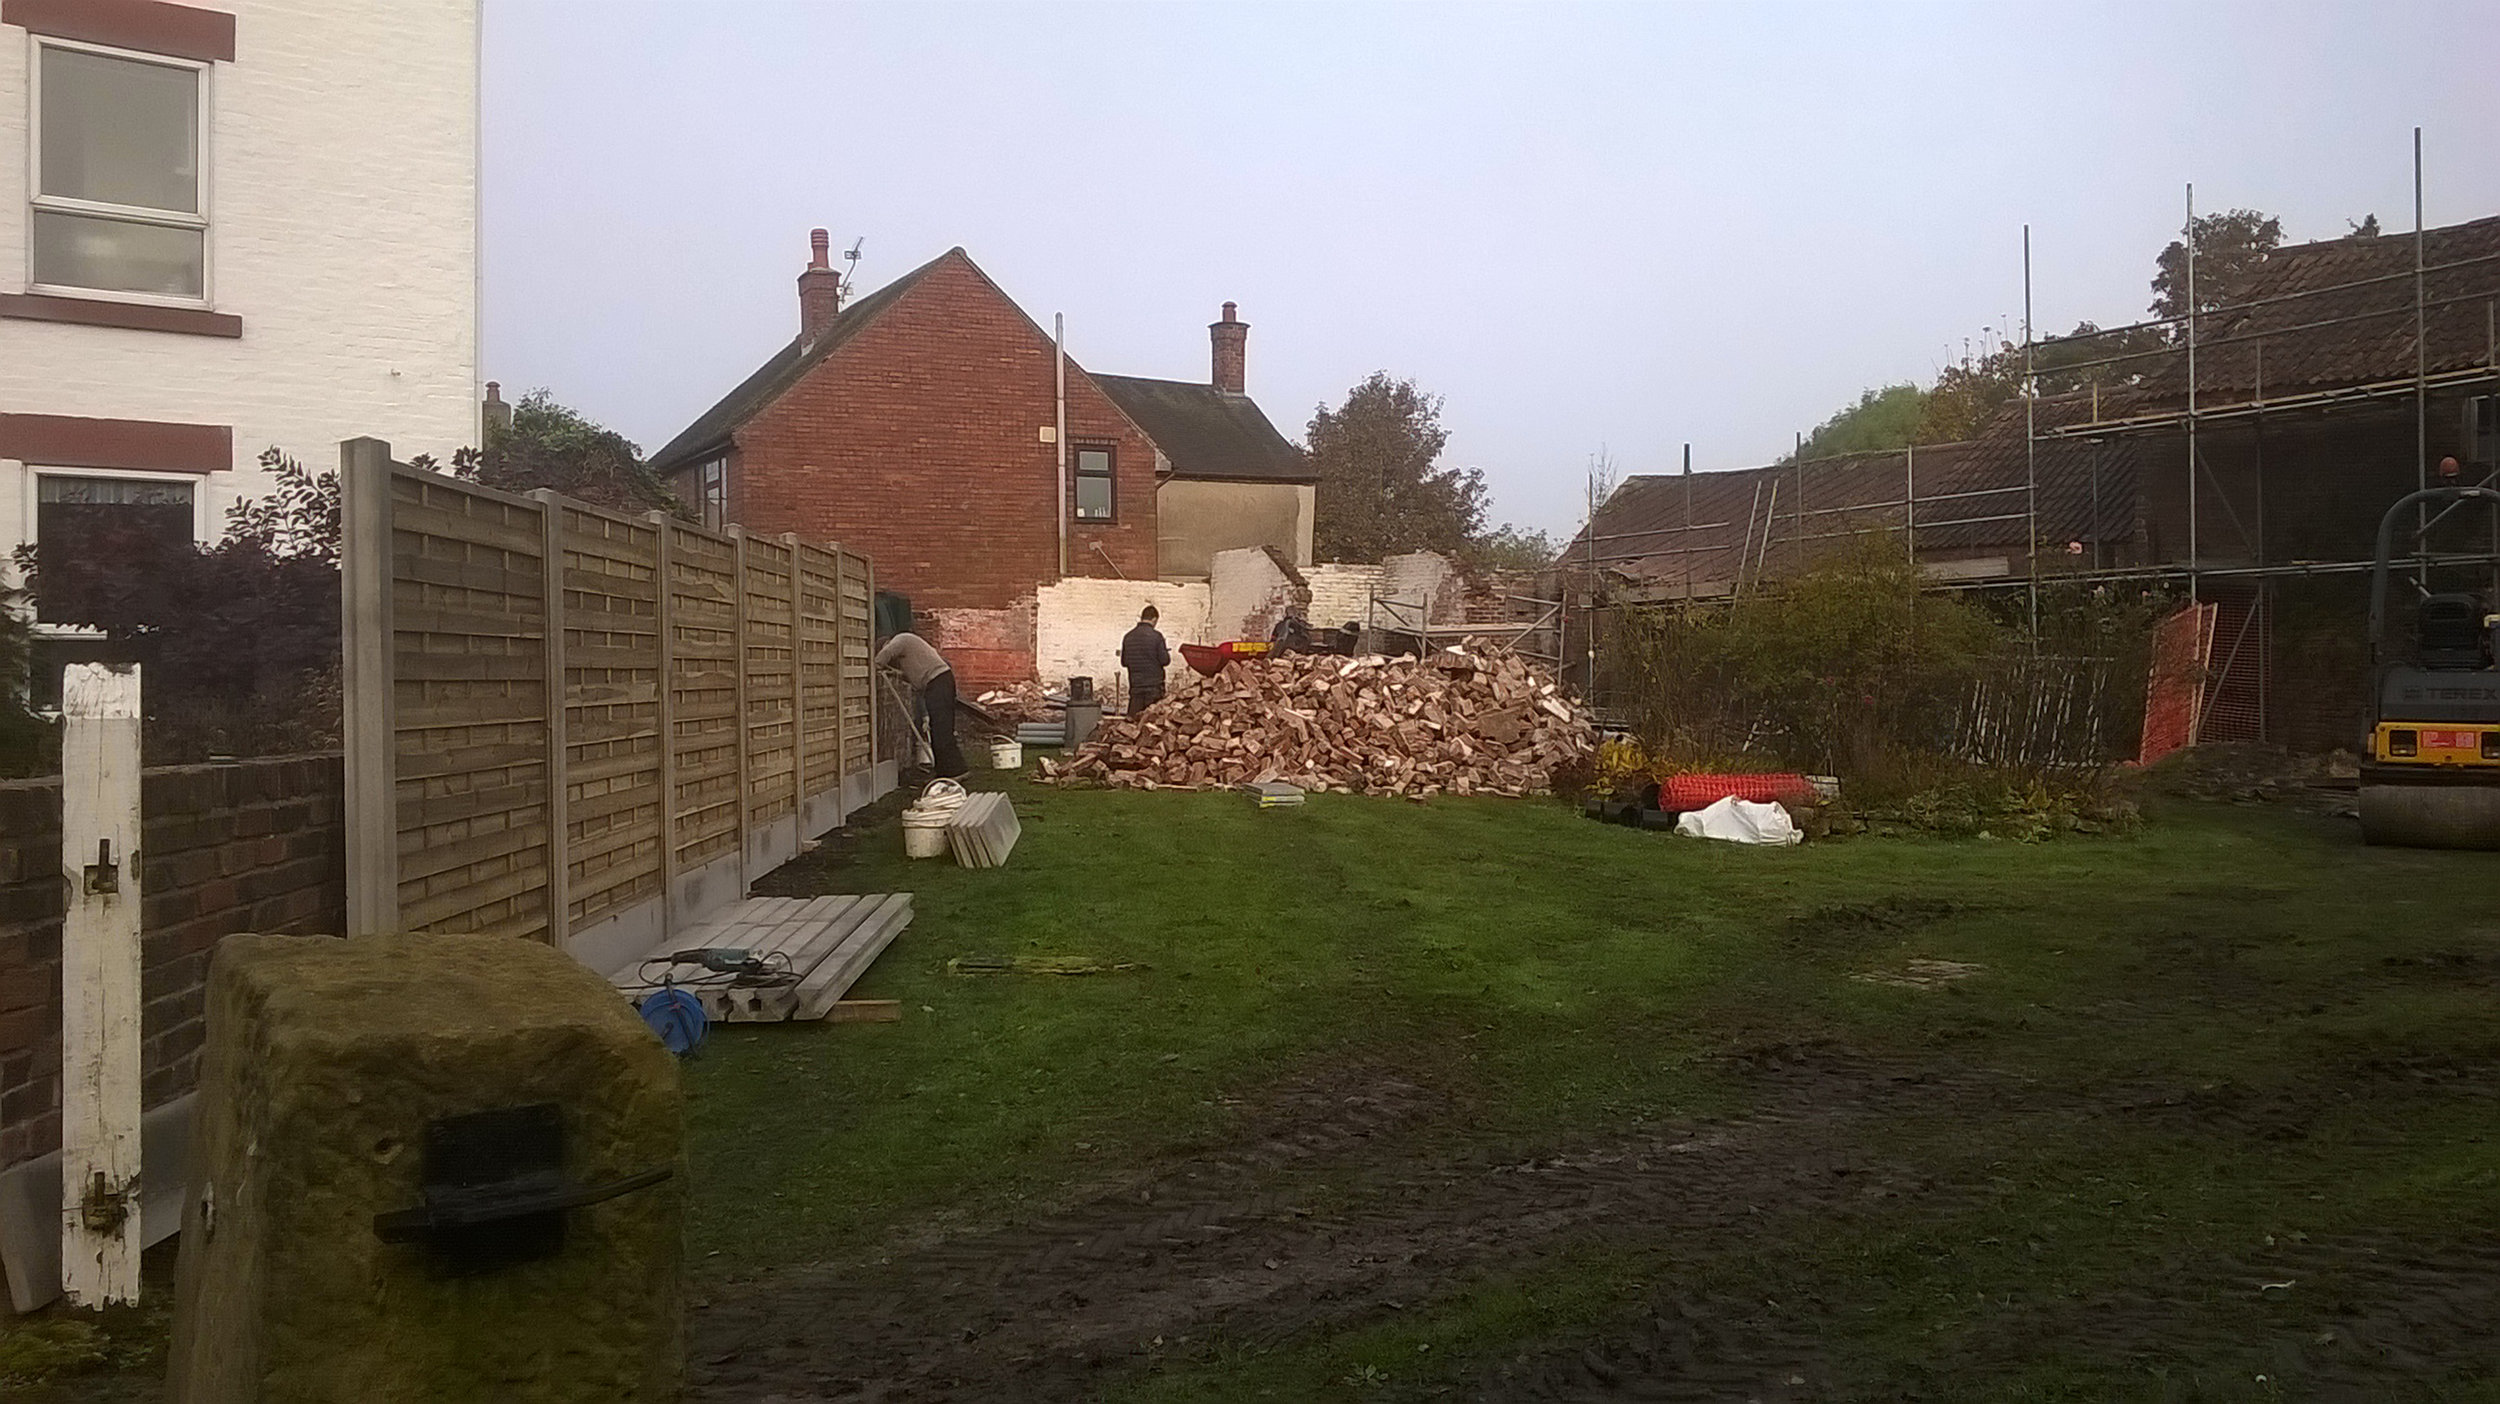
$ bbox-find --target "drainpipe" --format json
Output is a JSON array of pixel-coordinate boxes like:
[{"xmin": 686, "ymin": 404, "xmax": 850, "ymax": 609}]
[{"xmin": 1055, "ymin": 313, "xmax": 1069, "ymax": 579}]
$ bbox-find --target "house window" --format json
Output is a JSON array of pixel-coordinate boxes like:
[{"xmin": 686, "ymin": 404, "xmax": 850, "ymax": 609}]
[
  {"xmin": 31, "ymin": 41, "xmax": 210, "ymax": 302},
  {"xmin": 695, "ymin": 457, "xmax": 728, "ymax": 528},
  {"xmin": 30, "ymin": 473, "xmax": 199, "ymax": 623},
  {"xmin": 22, "ymin": 472, "xmax": 199, "ymax": 710},
  {"xmin": 1072, "ymin": 445, "xmax": 1114, "ymax": 522}
]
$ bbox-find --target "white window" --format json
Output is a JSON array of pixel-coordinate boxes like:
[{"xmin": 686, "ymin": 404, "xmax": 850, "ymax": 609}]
[
  {"xmin": 30, "ymin": 39, "xmax": 210, "ymax": 303},
  {"xmin": 696, "ymin": 457, "xmax": 728, "ymax": 528},
  {"xmin": 1072, "ymin": 445, "xmax": 1114, "ymax": 522},
  {"xmin": 20, "ymin": 469, "xmax": 202, "ymax": 710}
]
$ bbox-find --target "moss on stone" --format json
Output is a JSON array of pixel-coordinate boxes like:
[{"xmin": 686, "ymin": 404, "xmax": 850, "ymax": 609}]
[{"xmin": 167, "ymin": 934, "xmax": 684, "ymax": 1403}]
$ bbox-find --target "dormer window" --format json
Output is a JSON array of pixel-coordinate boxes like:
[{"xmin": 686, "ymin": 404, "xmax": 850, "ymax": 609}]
[{"xmin": 31, "ymin": 40, "xmax": 210, "ymax": 303}]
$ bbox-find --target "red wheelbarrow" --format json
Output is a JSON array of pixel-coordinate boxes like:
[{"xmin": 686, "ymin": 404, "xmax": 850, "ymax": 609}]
[{"xmin": 1179, "ymin": 640, "xmax": 1275, "ymax": 677}]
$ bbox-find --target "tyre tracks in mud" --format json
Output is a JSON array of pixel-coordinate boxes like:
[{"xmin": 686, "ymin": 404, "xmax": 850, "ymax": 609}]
[{"xmin": 686, "ymin": 1045, "xmax": 1974, "ymax": 1403}]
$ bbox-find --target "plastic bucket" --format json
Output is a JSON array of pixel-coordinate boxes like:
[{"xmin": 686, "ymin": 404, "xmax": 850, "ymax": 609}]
[
  {"xmin": 902, "ymin": 810, "xmax": 950, "ymax": 859},
  {"xmin": 990, "ymin": 741, "xmax": 1023, "ymax": 770}
]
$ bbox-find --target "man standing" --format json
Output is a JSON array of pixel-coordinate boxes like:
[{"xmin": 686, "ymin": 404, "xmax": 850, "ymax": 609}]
[
  {"xmin": 875, "ymin": 629, "xmax": 967, "ymax": 778},
  {"xmin": 1120, "ymin": 605, "xmax": 1170, "ymax": 717}
]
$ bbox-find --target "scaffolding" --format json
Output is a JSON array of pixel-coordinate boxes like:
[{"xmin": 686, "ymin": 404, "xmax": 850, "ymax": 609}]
[{"xmin": 1572, "ymin": 132, "xmax": 2500, "ymax": 740}]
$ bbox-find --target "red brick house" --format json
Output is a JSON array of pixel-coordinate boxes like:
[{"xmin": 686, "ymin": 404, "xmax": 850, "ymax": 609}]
[{"xmin": 650, "ymin": 233, "xmax": 1313, "ymax": 682}]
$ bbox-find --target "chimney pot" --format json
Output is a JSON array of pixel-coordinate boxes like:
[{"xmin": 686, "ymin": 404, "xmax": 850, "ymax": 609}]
[
  {"xmin": 1210, "ymin": 302, "xmax": 1248, "ymax": 395},
  {"xmin": 798, "ymin": 228, "xmax": 843, "ymax": 342},
  {"xmin": 484, "ymin": 380, "xmax": 502, "ymax": 403}
]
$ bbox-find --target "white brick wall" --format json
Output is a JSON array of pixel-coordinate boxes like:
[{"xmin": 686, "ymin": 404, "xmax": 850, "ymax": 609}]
[
  {"xmin": 1034, "ymin": 578, "xmax": 1210, "ymax": 695},
  {"xmin": 1208, "ymin": 545, "xmax": 1297, "ymax": 641},
  {"xmin": 0, "ymin": 0, "xmax": 478, "ymax": 561},
  {"xmin": 1306, "ymin": 563, "xmax": 1383, "ymax": 632}
]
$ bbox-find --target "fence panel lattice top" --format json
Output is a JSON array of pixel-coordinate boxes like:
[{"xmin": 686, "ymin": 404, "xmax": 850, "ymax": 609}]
[{"xmin": 342, "ymin": 440, "xmax": 891, "ymax": 966}]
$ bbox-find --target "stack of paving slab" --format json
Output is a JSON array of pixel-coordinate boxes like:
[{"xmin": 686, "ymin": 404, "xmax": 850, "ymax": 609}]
[
  {"xmin": 606, "ymin": 893, "xmax": 913, "ymax": 1023},
  {"xmin": 947, "ymin": 792, "xmax": 1021, "ymax": 868}
]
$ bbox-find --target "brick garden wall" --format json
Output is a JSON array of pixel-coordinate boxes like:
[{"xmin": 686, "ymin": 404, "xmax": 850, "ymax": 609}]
[{"xmin": 0, "ymin": 754, "xmax": 344, "ymax": 1171}]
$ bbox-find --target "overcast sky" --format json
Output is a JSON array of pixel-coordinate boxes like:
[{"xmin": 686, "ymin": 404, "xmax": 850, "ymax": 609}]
[{"xmin": 482, "ymin": 0, "xmax": 2500, "ymax": 538}]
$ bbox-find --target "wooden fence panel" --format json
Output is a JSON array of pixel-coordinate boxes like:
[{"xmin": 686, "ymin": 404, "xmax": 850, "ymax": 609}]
[
  {"xmin": 796, "ymin": 542, "xmax": 846, "ymax": 837},
  {"xmin": 838, "ymin": 549, "xmax": 877, "ymax": 811},
  {"xmin": 554, "ymin": 504, "xmax": 664, "ymax": 941},
  {"xmin": 387, "ymin": 468, "xmax": 551, "ymax": 941},
  {"xmin": 742, "ymin": 535, "xmax": 798, "ymax": 842},
  {"xmin": 342, "ymin": 441, "xmax": 897, "ymax": 971}
]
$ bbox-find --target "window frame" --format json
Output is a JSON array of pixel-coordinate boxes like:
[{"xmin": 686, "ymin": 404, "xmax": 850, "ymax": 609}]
[
  {"xmin": 26, "ymin": 34, "xmax": 215, "ymax": 309},
  {"xmin": 18, "ymin": 464, "xmax": 208, "ymax": 643},
  {"xmin": 1070, "ymin": 442, "xmax": 1116, "ymax": 524},
  {"xmin": 694, "ymin": 456, "xmax": 728, "ymax": 529}
]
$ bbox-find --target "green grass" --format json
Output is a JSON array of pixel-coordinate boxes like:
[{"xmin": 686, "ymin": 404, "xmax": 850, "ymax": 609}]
[
  {"xmin": 694, "ymin": 782, "xmax": 2497, "ymax": 1267},
  {"xmin": 683, "ymin": 779, "xmax": 2500, "ymax": 1397}
]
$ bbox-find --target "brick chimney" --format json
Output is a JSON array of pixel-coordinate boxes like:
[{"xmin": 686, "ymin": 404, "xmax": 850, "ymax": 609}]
[
  {"xmin": 482, "ymin": 380, "xmax": 512, "ymax": 433},
  {"xmin": 1210, "ymin": 301, "xmax": 1247, "ymax": 395},
  {"xmin": 798, "ymin": 228, "xmax": 842, "ymax": 343}
]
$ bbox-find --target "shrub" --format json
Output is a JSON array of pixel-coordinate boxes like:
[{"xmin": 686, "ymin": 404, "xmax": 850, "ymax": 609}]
[{"xmin": 14, "ymin": 447, "xmax": 341, "ymax": 763}]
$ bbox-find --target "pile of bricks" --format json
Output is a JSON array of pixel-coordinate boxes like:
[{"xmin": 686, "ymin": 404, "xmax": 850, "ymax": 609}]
[{"xmin": 1043, "ymin": 649, "xmax": 1595, "ymax": 798}]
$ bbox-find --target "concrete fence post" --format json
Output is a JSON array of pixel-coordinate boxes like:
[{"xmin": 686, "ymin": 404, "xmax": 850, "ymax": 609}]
[
  {"xmin": 531, "ymin": 492, "xmax": 571, "ymax": 950},
  {"xmin": 340, "ymin": 437, "xmax": 398, "ymax": 935}
]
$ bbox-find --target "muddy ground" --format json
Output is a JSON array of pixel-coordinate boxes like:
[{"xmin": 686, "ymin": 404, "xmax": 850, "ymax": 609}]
[{"xmin": 686, "ymin": 1037, "xmax": 2500, "ymax": 1402}]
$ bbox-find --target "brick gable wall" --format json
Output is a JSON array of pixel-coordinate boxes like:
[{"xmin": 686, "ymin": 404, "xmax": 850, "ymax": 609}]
[{"xmin": 720, "ymin": 253, "xmax": 1161, "ymax": 615}]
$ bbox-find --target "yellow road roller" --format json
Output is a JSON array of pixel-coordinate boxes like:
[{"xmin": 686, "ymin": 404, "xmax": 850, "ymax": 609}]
[{"xmin": 2360, "ymin": 485, "xmax": 2500, "ymax": 848}]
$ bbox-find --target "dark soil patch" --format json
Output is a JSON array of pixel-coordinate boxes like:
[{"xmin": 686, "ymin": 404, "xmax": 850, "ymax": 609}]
[
  {"xmin": 749, "ymin": 788, "xmax": 918, "ymax": 894},
  {"xmin": 684, "ymin": 1047, "xmax": 1976, "ymax": 1402}
]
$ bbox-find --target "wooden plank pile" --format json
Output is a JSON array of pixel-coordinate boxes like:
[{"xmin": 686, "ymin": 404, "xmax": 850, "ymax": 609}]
[
  {"xmin": 1042, "ymin": 647, "xmax": 1596, "ymax": 798},
  {"xmin": 607, "ymin": 893, "xmax": 914, "ymax": 1023},
  {"xmin": 947, "ymin": 792, "xmax": 1021, "ymax": 867}
]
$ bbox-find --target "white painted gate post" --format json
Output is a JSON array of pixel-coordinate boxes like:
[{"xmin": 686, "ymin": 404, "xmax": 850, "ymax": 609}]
[{"xmin": 59, "ymin": 661, "xmax": 143, "ymax": 1306}]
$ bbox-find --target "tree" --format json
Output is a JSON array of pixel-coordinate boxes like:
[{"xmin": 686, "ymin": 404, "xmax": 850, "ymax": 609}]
[
  {"xmin": 457, "ymin": 389, "xmax": 681, "ymax": 514},
  {"xmin": 1468, "ymin": 524, "xmax": 1558, "ymax": 572},
  {"xmin": 2150, "ymin": 209, "xmax": 2283, "ymax": 323},
  {"xmin": 1785, "ymin": 383, "xmax": 1925, "ymax": 462},
  {"xmin": 1308, "ymin": 372, "xmax": 1487, "ymax": 561},
  {"xmin": 2348, "ymin": 213, "xmax": 2382, "ymax": 238}
]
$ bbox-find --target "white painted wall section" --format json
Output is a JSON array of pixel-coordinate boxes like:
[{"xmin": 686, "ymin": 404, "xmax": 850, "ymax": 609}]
[
  {"xmin": 1033, "ymin": 578, "xmax": 1210, "ymax": 693},
  {"xmin": 1306, "ymin": 564, "xmax": 1383, "ymax": 632},
  {"xmin": 0, "ymin": 0, "xmax": 480, "ymax": 559}
]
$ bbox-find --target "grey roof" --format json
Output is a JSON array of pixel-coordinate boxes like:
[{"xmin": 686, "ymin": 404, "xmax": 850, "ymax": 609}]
[
  {"xmin": 2143, "ymin": 214, "xmax": 2500, "ymax": 399},
  {"xmin": 1091, "ymin": 375, "xmax": 1315, "ymax": 483},
  {"xmin": 1562, "ymin": 403, "xmax": 2143, "ymax": 591},
  {"xmin": 648, "ymin": 248, "xmax": 957, "ymax": 473}
]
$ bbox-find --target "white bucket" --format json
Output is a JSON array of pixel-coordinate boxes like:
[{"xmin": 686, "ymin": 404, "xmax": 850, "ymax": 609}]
[
  {"xmin": 990, "ymin": 741, "xmax": 1023, "ymax": 770},
  {"xmin": 903, "ymin": 810, "xmax": 951, "ymax": 859},
  {"xmin": 902, "ymin": 779, "xmax": 966, "ymax": 859}
]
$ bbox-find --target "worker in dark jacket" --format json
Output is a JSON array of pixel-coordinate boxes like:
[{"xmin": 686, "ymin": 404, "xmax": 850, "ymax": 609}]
[
  {"xmin": 875, "ymin": 630, "xmax": 967, "ymax": 778},
  {"xmin": 1120, "ymin": 605, "xmax": 1171, "ymax": 716}
]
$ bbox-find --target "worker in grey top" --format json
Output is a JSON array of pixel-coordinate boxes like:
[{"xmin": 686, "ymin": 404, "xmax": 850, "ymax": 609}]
[
  {"xmin": 1120, "ymin": 605, "xmax": 1171, "ymax": 716},
  {"xmin": 875, "ymin": 630, "xmax": 967, "ymax": 778}
]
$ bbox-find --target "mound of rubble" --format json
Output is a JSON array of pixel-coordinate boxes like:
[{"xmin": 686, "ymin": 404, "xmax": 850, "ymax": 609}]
[{"xmin": 1042, "ymin": 648, "xmax": 1596, "ymax": 797}]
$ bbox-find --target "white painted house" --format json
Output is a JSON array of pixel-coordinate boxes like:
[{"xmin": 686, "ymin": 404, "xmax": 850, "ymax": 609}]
[{"xmin": 0, "ymin": 0, "xmax": 478, "ymax": 654}]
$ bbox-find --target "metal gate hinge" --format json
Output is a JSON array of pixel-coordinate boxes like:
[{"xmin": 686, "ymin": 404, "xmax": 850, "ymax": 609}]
[{"xmin": 83, "ymin": 839, "xmax": 120, "ymax": 895}]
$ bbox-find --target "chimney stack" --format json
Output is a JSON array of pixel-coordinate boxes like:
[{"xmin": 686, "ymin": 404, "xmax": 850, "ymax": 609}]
[
  {"xmin": 482, "ymin": 380, "xmax": 512, "ymax": 433},
  {"xmin": 1210, "ymin": 301, "xmax": 1247, "ymax": 395},
  {"xmin": 798, "ymin": 228, "xmax": 843, "ymax": 343}
]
